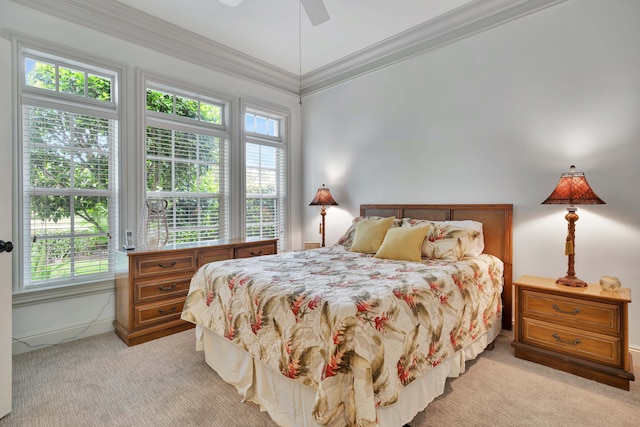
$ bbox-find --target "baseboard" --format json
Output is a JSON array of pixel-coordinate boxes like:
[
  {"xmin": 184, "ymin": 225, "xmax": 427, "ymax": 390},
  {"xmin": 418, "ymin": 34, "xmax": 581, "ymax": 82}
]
[
  {"xmin": 630, "ymin": 345, "xmax": 640, "ymax": 363},
  {"xmin": 12, "ymin": 317, "xmax": 115, "ymax": 355}
]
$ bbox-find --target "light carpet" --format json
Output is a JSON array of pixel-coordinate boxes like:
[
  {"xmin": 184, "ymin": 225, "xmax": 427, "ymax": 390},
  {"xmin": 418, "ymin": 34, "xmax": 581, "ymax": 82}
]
[{"xmin": 1, "ymin": 330, "xmax": 638, "ymax": 426}]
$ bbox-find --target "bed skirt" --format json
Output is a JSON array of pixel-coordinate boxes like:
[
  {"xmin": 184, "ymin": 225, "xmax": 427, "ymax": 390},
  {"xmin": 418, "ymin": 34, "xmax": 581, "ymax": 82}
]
[{"xmin": 197, "ymin": 319, "xmax": 501, "ymax": 427}]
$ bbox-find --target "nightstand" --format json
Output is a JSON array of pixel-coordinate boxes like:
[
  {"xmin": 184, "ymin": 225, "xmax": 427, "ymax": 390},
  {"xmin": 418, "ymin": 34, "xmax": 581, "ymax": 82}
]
[
  {"xmin": 512, "ymin": 275, "xmax": 635, "ymax": 390},
  {"xmin": 303, "ymin": 241, "xmax": 321, "ymax": 250}
]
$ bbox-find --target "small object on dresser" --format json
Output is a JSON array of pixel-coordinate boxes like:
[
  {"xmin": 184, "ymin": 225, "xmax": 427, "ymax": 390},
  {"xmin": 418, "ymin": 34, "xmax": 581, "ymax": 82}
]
[
  {"xmin": 599, "ymin": 275, "xmax": 621, "ymax": 291},
  {"xmin": 122, "ymin": 229, "xmax": 135, "ymax": 251},
  {"xmin": 138, "ymin": 199, "xmax": 169, "ymax": 250}
]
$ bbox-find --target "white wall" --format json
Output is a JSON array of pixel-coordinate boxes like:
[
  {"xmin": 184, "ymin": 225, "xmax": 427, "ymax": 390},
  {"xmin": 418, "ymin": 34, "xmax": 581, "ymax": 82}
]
[
  {"xmin": 1, "ymin": 0, "xmax": 302, "ymax": 353},
  {"xmin": 301, "ymin": 0, "xmax": 640, "ymax": 348}
]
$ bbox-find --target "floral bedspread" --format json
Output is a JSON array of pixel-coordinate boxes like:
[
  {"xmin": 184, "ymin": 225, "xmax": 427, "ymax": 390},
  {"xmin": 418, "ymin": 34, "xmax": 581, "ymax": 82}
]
[{"xmin": 181, "ymin": 245, "xmax": 503, "ymax": 427}]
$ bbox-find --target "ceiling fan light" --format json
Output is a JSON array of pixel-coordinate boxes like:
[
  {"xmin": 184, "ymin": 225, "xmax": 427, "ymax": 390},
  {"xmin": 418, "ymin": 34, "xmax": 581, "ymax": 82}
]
[{"xmin": 301, "ymin": 0, "xmax": 330, "ymax": 26}]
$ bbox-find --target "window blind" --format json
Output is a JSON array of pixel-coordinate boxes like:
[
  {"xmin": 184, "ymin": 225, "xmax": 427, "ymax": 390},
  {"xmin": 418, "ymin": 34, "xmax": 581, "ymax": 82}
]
[
  {"xmin": 144, "ymin": 80, "xmax": 230, "ymax": 245},
  {"xmin": 244, "ymin": 109, "xmax": 287, "ymax": 252},
  {"xmin": 22, "ymin": 106, "xmax": 118, "ymax": 288},
  {"xmin": 145, "ymin": 124, "xmax": 229, "ymax": 244}
]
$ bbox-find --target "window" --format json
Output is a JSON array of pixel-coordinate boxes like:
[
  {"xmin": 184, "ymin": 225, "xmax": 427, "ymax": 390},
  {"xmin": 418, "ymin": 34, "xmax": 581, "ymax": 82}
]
[
  {"xmin": 19, "ymin": 48, "xmax": 119, "ymax": 290},
  {"xmin": 244, "ymin": 106, "xmax": 287, "ymax": 252},
  {"xmin": 144, "ymin": 78, "xmax": 230, "ymax": 245}
]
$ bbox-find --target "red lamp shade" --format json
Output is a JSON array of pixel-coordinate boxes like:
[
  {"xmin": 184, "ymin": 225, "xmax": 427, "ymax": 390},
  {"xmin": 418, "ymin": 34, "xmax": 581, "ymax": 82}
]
[
  {"xmin": 542, "ymin": 165, "xmax": 605, "ymax": 287},
  {"xmin": 542, "ymin": 165, "xmax": 605, "ymax": 206},
  {"xmin": 309, "ymin": 185, "xmax": 339, "ymax": 207}
]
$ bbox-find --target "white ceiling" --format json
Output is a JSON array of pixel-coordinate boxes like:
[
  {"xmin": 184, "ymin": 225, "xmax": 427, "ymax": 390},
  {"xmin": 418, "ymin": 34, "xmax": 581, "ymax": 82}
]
[{"xmin": 116, "ymin": 0, "xmax": 474, "ymax": 75}]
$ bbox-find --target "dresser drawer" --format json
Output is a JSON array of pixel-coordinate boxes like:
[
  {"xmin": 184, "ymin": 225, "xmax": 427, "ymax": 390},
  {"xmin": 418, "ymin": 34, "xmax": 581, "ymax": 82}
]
[
  {"xmin": 134, "ymin": 252, "xmax": 196, "ymax": 279},
  {"xmin": 521, "ymin": 289, "xmax": 620, "ymax": 335},
  {"xmin": 134, "ymin": 298, "xmax": 186, "ymax": 329},
  {"xmin": 134, "ymin": 276, "xmax": 192, "ymax": 304},
  {"xmin": 521, "ymin": 317, "xmax": 621, "ymax": 367},
  {"xmin": 199, "ymin": 247, "xmax": 233, "ymax": 265},
  {"xmin": 235, "ymin": 243, "xmax": 276, "ymax": 258}
]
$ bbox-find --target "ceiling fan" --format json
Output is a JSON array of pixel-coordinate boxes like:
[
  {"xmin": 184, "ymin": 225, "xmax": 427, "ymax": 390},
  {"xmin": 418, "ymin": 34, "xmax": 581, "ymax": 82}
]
[{"xmin": 219, "ymin": 0, "xmax": 330, "ymax": 26}]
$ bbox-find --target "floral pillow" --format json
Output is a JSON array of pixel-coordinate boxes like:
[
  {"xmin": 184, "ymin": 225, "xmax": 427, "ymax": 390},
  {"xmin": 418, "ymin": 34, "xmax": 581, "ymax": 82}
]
[
  {"xmin": 402, "ymin": 218, "xmax": 484, "ymax": 260},
  {"xmin": 336, "ymin": 216, "xmax": 402, "ymax": 250}
]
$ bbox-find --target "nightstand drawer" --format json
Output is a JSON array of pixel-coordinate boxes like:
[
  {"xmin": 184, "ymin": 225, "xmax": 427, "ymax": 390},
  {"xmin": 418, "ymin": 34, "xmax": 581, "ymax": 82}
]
[
  {"xmin": 134, "ymin": 298, "xmax": 186, "ymax": 329},
  {"xmin": 521, "ymin": 317, "xmax": 621, "ymax": 366},
  {"xmin": 235, "ymin": 243, "xmax": 276, "ymax": 258},
  {"xmin": 134, "ymin": 253, "xmax": 196, "ymax": 279},
  {"xmin": 521, "ymin": 289, "xmax": 620, "ymax": 335},
  {"xmin": 134, "ymin": 276, "xmax": 192, "ymax": 304}
]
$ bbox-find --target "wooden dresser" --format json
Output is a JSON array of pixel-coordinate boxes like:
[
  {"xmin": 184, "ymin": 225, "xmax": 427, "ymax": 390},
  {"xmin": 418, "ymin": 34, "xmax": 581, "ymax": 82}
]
[
  {"xmin": 512, "ymin": 275, "xmax": 634, "ymax": 390},
  {"xmin": 114, "ymin": 238, "xmax": 277, "ymax": 346}
]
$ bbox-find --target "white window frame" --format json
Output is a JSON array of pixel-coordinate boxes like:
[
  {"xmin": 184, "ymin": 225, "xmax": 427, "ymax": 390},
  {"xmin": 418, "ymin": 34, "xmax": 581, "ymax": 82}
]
[
  {"xmin": 140, "ymin": 72, "xmax": 233, "ymax": 246},
  {"xmin": 14, "ymin": 38, "xmax": 123, "ymax": 294},
  {"xmin": 240, "ymin": 99, "xmax": 290, "ymax": 252}
]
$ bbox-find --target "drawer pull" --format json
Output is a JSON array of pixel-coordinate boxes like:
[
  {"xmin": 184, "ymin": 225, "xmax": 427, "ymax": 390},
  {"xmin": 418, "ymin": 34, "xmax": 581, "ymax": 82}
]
[
  {"xmin": 158, "ymin": 283, "xmax": 177, "ymax": 292},
  {"xmin": 158, "ymin": 261, "xmax": 177, "ymax": 269},
  {"xmin": 552, "ymin": 333, "xmax": 581, "ymax": 346},
  {"xmin": 159, "ymin": 306, "xmax": 177, "ymax": 315},
  {"xmin": 250, "ymin": 250, "xmax": 263, "ymax": 256},
  {"xmin": 552, "ymin": 304, "xmax": 580, "ymax": 315}
]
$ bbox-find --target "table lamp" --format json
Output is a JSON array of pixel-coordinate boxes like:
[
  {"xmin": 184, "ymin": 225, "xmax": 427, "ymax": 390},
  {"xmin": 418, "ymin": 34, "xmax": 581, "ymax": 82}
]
[
  {"xmin": 542, "ymin": 165, "xmax": 605, "ymax": 287},
  {"xmin": 309, "ymin": 184, "xmax": 338, "ymax": 247}
]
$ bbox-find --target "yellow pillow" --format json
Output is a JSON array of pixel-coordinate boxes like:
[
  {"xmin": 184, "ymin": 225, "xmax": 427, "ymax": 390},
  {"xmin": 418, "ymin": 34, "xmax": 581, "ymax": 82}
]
[
  {"xmin": 374, "ymin": 225, "xmax": 431, "ymax": 262},
  {"xmin": 349, "ymin": 216, "xmax": 396, "ymax": 254}
]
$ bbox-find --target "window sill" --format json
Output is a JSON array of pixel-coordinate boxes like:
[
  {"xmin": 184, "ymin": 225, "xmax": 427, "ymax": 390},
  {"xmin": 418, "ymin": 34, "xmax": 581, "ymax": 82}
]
[{"xmin": 12, "ymin": 279, "xmax": 115, "ymax": 308}]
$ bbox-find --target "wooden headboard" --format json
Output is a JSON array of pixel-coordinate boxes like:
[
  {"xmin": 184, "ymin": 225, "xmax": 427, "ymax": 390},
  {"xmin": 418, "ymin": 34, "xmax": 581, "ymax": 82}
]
[{"xmin": 360, "ymin": 204, "xmax": 513, "ymax": 331}]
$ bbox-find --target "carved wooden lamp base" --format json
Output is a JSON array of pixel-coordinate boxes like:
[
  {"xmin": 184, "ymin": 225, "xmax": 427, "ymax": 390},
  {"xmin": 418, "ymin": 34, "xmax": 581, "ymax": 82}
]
[{"xmin": 556, "ymin": 209, "xmax": 588, "ymax": 288}]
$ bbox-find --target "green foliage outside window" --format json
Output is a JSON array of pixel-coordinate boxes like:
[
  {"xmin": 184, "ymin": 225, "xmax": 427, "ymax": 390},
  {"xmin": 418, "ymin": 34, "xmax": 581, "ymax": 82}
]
[
  {"xmin": 26, "ymin": 58, "xmax": 112, "ymax": 102},
  {"xmin": 146, "ymin": 89, "xmax": 222, "ymax": 125}
]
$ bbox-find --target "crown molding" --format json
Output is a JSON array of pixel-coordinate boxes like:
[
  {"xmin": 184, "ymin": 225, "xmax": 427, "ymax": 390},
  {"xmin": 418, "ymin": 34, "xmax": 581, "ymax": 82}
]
[
  {"xmin": 302, "ymin": 0, "xmax": 568, "ymax": 95},
  {"xmin": 10, "ymin": 0, "xmax": 300, "ymax": 95},
  {"xmin": 11, "ymin": 0, "xmax": 567, "ymax": 97}
]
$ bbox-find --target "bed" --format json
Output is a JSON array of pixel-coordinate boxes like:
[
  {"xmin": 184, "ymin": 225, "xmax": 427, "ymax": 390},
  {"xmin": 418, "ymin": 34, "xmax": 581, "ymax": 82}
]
[{"xmin": 181, "ymin": 204, "xmax": 513, "ymax": 426}]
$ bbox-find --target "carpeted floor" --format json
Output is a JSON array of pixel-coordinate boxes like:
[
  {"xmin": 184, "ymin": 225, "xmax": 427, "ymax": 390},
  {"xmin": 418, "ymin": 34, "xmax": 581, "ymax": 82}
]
[{"xmin": 1, "ymin": 330, "xmax": 638, "ymax": 426}]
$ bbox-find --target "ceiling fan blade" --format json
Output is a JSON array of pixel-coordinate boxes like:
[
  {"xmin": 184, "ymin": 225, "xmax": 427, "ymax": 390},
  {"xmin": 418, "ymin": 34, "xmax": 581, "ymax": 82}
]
[
  {"xmin": 219, "ymin": 0, "xmax": 245, "ymax": 7},
  {"xmin": 301, "ymin": 0, "xmax": 330, "ymax": 26}
]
